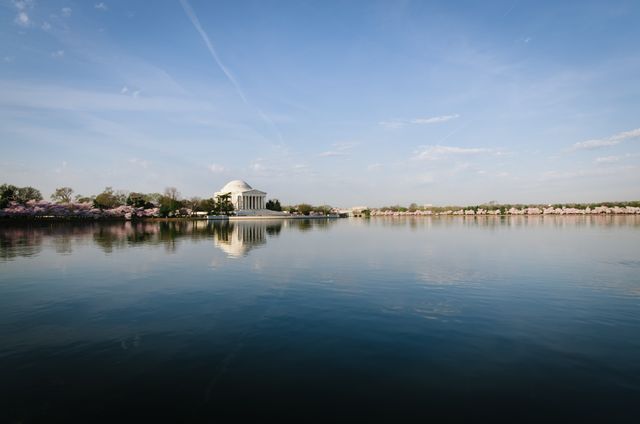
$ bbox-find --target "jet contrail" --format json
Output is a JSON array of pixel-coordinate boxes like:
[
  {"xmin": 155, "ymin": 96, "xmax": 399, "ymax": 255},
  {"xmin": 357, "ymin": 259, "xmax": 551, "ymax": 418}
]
[
  {"xmin": 179, "ymin": 0, "xmax": 284, "ymax": 145},
  {"xmin": 179, "ymin": 0, "xmax": 247, "ymax": 103}
]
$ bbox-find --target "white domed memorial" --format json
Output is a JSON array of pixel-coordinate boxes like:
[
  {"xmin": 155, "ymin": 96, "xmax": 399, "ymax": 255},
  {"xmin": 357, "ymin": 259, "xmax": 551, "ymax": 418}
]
[{"xmin": 215, "ymin": 180, "xmax": 268, "ymax": 215}]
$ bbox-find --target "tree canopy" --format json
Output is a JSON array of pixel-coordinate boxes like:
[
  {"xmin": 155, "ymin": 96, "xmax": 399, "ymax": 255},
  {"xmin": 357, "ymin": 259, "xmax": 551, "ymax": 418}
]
[
  {"xmin": 1, "ymin": 184, "xmax": 43, "ymax": 208},
  {"xmin": 51, "ymin": 187, "xmax": 74, "ymax": 203}
]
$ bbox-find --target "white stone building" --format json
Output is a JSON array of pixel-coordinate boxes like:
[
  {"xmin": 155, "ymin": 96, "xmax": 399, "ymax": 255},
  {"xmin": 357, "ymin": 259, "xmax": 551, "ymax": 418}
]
[{"xmin": 215, "ymin": 180, "xmax": 267, "ymax": 212}]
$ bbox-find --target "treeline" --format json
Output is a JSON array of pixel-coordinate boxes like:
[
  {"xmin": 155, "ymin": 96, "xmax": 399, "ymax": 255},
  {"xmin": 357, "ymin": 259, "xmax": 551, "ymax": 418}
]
[
  {"xmin": 281, "ymin": 203, "xmax": 335, "ymax": 216},
  {"xmin": 0, "ymin": 184, "xmax": 234, "ymax": 217},
  {"xmin": 378, "ymin": 201, "xmax": 640, "ymax": 213},
  {"xmin": 1, "ymin": 183, "xmax": 337, "ymax": 218},
  {"xmin": 265, "ymin": 200, "xmax": 335, "ymax": 215}
]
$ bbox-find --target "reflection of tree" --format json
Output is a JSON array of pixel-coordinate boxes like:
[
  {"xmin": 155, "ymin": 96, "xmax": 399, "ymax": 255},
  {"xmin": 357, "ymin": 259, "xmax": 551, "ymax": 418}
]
[
  {"xmin": 265, "ymin": 223, "xmax": 282, "ymax": 236},
  {"xmin": 0, "ymin": 226, "xmax": 43, "ymax": 260},
  {"xmin": 0, "ymin": 218, "xmax": 345, "ymax": 260},
  {"xmin": 53, "ymin": 233, "xmax": 73, "ymax": 254},
  {"xmin": 297, "ymin": 220, "xmax": 313, "ymax": 232}
]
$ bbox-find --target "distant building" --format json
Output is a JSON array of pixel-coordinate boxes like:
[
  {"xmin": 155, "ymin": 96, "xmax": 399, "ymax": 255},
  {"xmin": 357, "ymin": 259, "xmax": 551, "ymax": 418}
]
[{"xmin": 215, "ymin": 180, "xmax": 267, "ymax": 211}]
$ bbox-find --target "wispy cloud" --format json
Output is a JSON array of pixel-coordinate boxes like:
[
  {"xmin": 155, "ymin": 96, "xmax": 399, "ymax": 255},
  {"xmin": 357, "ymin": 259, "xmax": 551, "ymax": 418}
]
[
  {"xmin": 541, "ymin": 166, "xmax": 636, "ymax": 181},
  {"xmin": 413, "ymin": 145, "xmax": 494, "ymax": 161},
  {"xmin": 95, "ymin": 2, "xmax": 108, "ymax": 11},
  {"xmin": 128, "ymin": 158, "xmax": 149, "ymax": 169},
  {"xmin": 570, "ymin": 128, "xmax": 640, "ymax": 151},
  {"xmin": 0, "ymin": 80, "xmax": 213, "ymax": 112},
  {"xmin": 14, "ymin": 11, "xmax": 30, "ymax": 27},
  {"xmin": 379, "ymin": 114, "xmax": 459, "ymax": 129},
  {"xmin": 595, "ymin": 153, "xmax": 640, "ymax": 164},
  {"xmin": 12, "ymin": 0, "xmax": 32, "ymax": 27},
  {"xmin": 319, "ymin": 142, "xmax": 357, "ymax": 157},
  {"xmin": 208, "ymin": 163, "xmax": 226, "ymax": 173},
  {"xmin": 51, "ymin": 50, "xmax": 65, "ymax": 59},
  {"xmin": 61, "ymin": 7, "xmax": 72, "ymax": 17}
]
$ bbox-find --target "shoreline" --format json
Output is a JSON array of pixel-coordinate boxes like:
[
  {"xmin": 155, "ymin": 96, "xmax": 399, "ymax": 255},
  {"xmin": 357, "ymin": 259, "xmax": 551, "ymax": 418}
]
[{"xmin": 1, "ymin": 214, "xmax": 639, "ymax": 224}]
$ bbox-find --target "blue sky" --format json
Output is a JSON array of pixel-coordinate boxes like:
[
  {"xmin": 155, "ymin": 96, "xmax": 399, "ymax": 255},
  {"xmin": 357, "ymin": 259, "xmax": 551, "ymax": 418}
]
[{"xmin": 1, "ymin": 0, "xmax": 639, "ymax": 206}]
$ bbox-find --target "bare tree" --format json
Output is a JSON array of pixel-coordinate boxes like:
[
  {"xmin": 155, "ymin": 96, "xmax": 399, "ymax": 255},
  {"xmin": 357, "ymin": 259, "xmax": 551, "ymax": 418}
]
[{"xmin": 51, "ymin": 187, "xmax": 74, "ymax": 203}]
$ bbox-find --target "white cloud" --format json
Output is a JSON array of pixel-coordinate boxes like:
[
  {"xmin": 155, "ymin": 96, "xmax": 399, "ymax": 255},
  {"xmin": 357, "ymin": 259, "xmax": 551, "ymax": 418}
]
[
  {"xmin": 572, "ymin": 139, "xmax": 620, "ymax": 150},
  {"xmin": 319, "ymin": 142, "xmax": 357, "ymax": 157},
  {"xmin": 595, "ymin": 155, "xmax": 621, "ymax": 164},
  {"xmin": 13, "ymin": 0, "xmax": 31, "ymax": 10},
  {"xmin": 319, "ymin": 151, "xmax": 347, "ymax": 157},
  {"xmin": 14, "ymin": 11, "xmax": 30, "ymax": 27},
  {"xmin": 379, "ymin": 114, "xmax": 459, "ymax": 129},
  {"xmin": 12, "ymin": 0, "xmax": 33, "ymax": 26},
  {"xmin": 54, "ymin": 160, "xmax": 68, "ymax": 174},
  {"xmin": 413, "ymin": 145, "xmax": 493, "ymax": 161},
  {"xmin": 61, "ymin": 7, "xmax": 72, "ymax": 17},
  {"xmin": 41, "ymin": 21, "xmax": 51, "ymax": 30},
  {"xmin": 120, "ymin": 86, "xmax": 129, "ymax": 94},
  {"xmin": 378, "ymin": 120, "xmax": 406, "ymax": 129},
  {"xmin": 128, "ymin": 158, "xmax": 149, "ymax": 169},
  {"xmin": 595, "ymin": 153, "xmax": 640, "ymax": 164},
  {"xmin": 95, "ymin": 2, "xmax": 108, "ymax": 11},
  {"xmin": 51, "ymin": 50, "xmax": 65, "ymax": 58},
  {"xmin": 411, "ymin": 114, "xmax": 460, "ymax": 125},
  {"xmin": 571, "ymin": 128, "xmax": 640, "ymax": 151},
  {"xmin": 367, "ymin": 163, "xmax": 383, "ymax": 171},
  {"xmin": 208, "ymin": 164, "xmax": 226, "ymax": 173}
]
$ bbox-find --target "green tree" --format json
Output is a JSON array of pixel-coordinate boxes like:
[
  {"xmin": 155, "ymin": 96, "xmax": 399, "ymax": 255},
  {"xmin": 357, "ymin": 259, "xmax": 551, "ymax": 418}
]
[
  {"xmin": 16, "ymin": 186, "xmax": 42, "ymax": 203},
  {"xmin": 75, "ymin": 194, "xmax": 94, "ymax": 203},
  {"xmin": 266, "ymin": 199, "xmax": 282, "ymax": 211},
  {"xmin": 0, "ymin": 184, "xmax": 18, "ymax": 208},
  {"xmin": 126, "ymin": 192, "xmax": 147, "ymax": 208},
  {"xmin": 314, "ymin": 204, "xmax": 333, "ymax": 215},
  {"xmin": 145, "ymin": 193, "xmax": 162, "ymax": 206},
  {"xmin": 158, "ymin": 187, "xmax": 184, "ymax": 217},
  {"xmin": 297, "ymin": 203, "xmax": 313, "ymax": 215},
  {"xmin": 1, "ymin": 184, "xmax": 42, "ymax": 207},
  {"xmin": 94, "ymin": 187, "xmax": 120, "ymax": 209},
  {"xmin": 51, "ymin": 187, "xmax": 74, "ymax": 203},
  {"xmin": 199, "ymin": 198, "xmax": 217, "ymax": 213},
  {"xmin": 214, "ymin": 192, "xmax": 234, "ymax": 215}
]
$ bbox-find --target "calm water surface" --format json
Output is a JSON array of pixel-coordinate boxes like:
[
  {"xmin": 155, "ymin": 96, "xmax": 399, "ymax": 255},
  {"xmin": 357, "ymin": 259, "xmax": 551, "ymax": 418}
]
[{"xmin": 1, "ymin": 217, "xmax": 639, "ymax": 422}]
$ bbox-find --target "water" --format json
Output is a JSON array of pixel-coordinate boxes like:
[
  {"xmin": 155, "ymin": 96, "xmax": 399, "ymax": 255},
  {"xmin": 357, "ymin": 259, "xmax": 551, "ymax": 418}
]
[{"xmin": 1, "ymin": 217, "xmax": 639, "ymax": 422}]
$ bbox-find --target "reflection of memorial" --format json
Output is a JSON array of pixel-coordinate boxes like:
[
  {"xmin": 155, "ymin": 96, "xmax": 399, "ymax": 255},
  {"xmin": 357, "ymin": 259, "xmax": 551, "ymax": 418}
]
[{"xmin": 212, "ymin": 220, "xmax": 283, "ymax": 258}]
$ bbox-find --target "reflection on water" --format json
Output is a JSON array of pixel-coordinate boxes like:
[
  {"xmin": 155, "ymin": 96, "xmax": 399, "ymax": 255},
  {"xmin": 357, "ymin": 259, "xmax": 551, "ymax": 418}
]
[
  {"xmin": 0, "ymin": 216, "xmax": 639, "ymax": 421},
  {"xmin": 0, "ymin": 218, "xmax": 337, "ymax": 259},
  {"xmin": 215, "ymin": 220, "xmax": 280, "ymax": 257}
]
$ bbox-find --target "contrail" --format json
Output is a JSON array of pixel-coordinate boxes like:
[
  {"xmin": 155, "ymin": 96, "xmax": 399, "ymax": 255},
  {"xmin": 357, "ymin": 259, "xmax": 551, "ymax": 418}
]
[
  {"xmin": 179, "ymin": 0, "xmax": 248, "ymax": 104},
  {"xmin": 179, "ymin": 0, "xmax": 284, "ymax": 145},
  {"xmin": 436, "ymin": 119, "xmax": 471, "ymax": 144}
]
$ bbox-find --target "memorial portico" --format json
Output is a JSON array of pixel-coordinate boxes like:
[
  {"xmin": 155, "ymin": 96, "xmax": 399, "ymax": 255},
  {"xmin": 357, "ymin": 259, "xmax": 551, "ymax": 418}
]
[{"xmin": 215, "ymin": 180, "xmax": 267, "ymax": 211}]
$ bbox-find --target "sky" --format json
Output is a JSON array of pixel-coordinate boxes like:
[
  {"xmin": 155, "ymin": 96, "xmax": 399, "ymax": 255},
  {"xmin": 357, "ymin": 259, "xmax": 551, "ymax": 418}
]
[{"xmin": 1, "ymin": 0, "xmax": 639, "ymax": 207}]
